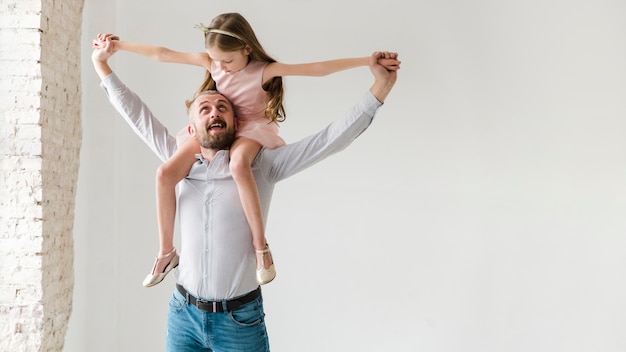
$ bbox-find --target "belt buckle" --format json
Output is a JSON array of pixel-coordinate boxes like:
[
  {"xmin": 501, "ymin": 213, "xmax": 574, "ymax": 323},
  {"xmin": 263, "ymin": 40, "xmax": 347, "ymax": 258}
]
[{"xmin": 195, "ymin": 298, "xmax": 217, "ymax": 313}]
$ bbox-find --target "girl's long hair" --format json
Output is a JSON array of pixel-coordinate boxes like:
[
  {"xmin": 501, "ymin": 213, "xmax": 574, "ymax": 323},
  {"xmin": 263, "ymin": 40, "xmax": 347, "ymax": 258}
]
[{"xmin": 187, "ymin": 13, "xmax": 286, "ymax": 123}]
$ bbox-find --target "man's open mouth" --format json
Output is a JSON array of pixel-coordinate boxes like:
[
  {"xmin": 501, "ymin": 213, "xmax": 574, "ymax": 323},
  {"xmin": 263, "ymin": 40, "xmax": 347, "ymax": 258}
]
[{"xmin": 208, "ymin": 121, "xmax": 225, "ymax": 131}]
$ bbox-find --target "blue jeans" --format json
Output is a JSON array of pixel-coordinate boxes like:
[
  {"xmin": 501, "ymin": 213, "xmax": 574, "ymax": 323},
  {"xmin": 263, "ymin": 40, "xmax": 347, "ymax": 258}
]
[{"xmin": 166, "ymin": 287, "xmax": 270, "ymax": 352}]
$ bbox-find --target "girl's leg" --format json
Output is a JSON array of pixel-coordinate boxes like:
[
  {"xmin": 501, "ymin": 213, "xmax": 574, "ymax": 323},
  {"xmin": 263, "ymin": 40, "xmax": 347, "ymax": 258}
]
[
  {"xmin": 229, "ymin": 137, "xmax": 275, "ymax": 285},
  {"xmin": 143, "ymin": 136, "xmax": 200, "ymax": 287}
]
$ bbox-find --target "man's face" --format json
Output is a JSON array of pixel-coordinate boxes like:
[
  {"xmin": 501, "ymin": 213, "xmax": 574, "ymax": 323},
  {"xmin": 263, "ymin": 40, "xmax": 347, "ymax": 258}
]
[{"xmin": 189, "ymin": 92, "xmax": 237, "ymax": 150}]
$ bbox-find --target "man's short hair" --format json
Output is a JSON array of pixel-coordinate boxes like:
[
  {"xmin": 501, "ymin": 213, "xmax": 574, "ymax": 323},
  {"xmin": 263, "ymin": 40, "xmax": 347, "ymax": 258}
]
[{"xmin": 185, "ymin": 90, "xmax": 232, "ymax": 112}]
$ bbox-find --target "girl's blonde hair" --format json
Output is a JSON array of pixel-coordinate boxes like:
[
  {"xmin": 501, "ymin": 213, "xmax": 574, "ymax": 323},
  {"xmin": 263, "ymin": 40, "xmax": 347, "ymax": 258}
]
[{"xmin": 188, "ymin": 13, "xmax": 286, "ymax": 123}]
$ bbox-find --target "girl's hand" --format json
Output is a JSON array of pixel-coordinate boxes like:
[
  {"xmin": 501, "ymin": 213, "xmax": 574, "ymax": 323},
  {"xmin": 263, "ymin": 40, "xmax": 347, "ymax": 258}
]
[
  {"xmin": 91, "ymin": 33, "xmax": 117, "ymax": 62},
  {"xmin": 93, "ymin": 33, "xmax": 120, "ymax": 50},
  {"xmin": 96, "ymin": 33, "xmax": 120, "ymax": 42},
  {"xmin": 376, "ymin": 52, "xmax": 401, "ymax": 71}
]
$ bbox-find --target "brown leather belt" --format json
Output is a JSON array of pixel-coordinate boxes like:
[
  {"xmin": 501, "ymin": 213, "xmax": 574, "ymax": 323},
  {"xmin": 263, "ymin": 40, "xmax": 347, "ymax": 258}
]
[{"xmin": 176, "ymin": 284, "xmax": 261, "ymax": 313}]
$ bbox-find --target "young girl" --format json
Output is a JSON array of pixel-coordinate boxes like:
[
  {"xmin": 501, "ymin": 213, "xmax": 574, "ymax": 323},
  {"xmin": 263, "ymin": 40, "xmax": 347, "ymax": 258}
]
[{"xmin": 104, "ymin": 12, "xmax": 399, "ymax": 287}]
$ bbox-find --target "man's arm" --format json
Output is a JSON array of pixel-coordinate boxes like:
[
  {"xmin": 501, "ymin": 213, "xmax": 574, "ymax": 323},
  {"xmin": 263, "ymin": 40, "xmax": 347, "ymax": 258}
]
[
  {"xmin": 92, "ymin": 34, "xmax": 177, "ymax": 162},
  {"xmin": 91, "ymin": 34, "xmax": 115, "ymax": 79},
  {"xmin": 261, "ymin": 51, "xmax": 399, "ymax": 182},
  {"xmin": 368, "ymin": 51, "xmax": 398, "ymax": 103}
]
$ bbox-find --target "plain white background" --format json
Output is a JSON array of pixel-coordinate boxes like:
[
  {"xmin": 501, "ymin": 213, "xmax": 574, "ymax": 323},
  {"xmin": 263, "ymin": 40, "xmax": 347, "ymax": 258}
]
[{"xmin": 67, "ymin": 0, "xmax": 626, "ymax": 351}]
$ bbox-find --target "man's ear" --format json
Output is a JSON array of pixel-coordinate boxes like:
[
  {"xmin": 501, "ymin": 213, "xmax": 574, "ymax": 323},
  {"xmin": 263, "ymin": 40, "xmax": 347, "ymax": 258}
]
[{"xmin": 187, "ymin": 124, "xmax": 195, "ymax": 136}]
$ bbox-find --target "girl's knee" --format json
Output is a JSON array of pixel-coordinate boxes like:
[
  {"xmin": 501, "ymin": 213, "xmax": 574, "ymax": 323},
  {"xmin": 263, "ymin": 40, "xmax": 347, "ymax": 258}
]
[
  {"xmin": 156, "ymin": 163, "xmax": 167, "ymax": 181},
  {"xmin": 156, "ymin": 163, "xmax": 178, "ymax": 187},
  {"xmin": 229, "ymin": 156, "xmax": 250, "ymax": 178},
  {"xmin": 229, "ymin": 138, "xmax": 260, "ymax": 179}
]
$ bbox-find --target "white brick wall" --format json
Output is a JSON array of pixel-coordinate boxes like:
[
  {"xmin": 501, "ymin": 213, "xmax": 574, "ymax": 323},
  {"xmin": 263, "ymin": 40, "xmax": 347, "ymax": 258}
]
[{"xmin": 0, "ymin": 0, "xmax": 84, "ymax": 351}]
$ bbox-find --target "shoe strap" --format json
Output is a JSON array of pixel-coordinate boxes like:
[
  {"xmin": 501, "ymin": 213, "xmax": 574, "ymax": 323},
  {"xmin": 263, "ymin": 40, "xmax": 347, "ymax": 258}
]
[
  {"xmin": 254, "ymin": 243, "xmax": 271, "ymax": 254},
  {"xmin": 255, "ymin": 245, "xmax": 271, "ymax": 267},
  {"xmin": 156, "ymin": 248, "xmax": 177, "ymax": 260}
]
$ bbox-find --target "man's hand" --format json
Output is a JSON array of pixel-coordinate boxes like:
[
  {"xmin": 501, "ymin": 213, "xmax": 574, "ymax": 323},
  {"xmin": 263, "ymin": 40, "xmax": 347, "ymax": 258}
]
[
  {"xmin": 91, "ymin": 33, "xmax": 119, "ymax": 79},
  {"xmin": 369, "ymin": 51, "xmax": 400, "ymax": 103}
]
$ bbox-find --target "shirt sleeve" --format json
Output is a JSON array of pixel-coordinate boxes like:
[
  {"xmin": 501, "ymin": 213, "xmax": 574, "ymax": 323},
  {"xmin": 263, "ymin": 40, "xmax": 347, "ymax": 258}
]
[
  {"xmin": 99, "ymin": 72, "xmax": 177, "ymax": 162},
  {"xmin": 259, "ymin": 91, "xmax": 383, "ymax": 182}
]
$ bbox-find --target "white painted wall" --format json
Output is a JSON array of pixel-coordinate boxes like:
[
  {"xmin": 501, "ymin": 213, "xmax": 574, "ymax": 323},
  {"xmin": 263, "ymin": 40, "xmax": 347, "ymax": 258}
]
[{"xmin": 68, "ymin": 0, "xmax": 626, "ymax": 351}]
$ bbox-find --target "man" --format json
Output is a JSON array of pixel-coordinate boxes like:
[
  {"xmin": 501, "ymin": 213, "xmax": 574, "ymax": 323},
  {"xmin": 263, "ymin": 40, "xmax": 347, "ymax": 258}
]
[{"xmin": 91, "ymin": 35, "xmax": 399, "ymax": 351}]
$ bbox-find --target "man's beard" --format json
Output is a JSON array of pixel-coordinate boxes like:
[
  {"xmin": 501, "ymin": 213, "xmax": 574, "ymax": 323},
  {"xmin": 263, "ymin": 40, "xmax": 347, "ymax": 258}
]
[{"xmin": 194, "ymin": 123, "xmax": 236, "ymax": 150}]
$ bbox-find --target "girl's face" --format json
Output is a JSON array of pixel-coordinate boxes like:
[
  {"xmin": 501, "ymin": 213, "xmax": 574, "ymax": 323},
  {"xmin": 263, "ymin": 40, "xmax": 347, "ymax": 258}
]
[{"xmin": 207, "ymin": 45, "xmax": 251, "ymax": 74}]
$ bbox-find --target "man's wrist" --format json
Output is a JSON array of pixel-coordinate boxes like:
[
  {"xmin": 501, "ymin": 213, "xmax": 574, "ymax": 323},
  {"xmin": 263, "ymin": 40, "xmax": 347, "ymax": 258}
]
[
  {"xmin": 92, "ymin": 57, "xmax": 113, "ymax": 79},
  {"xmin": 370, "ymin": 78, "xmax": 394, "ymax": 103}
]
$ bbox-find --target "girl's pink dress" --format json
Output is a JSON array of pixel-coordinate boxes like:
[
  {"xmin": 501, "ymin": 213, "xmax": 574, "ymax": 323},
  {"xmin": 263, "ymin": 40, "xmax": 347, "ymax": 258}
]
[{"xmin": 211, "ymin": 60, "xmax": 285, "ymax": 148}]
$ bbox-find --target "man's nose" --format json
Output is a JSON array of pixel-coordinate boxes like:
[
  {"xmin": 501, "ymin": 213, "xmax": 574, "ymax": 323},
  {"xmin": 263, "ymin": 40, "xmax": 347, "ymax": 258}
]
[{"xmin": 208, "ymin": 106, "xmax": 220, "ymax": 119}]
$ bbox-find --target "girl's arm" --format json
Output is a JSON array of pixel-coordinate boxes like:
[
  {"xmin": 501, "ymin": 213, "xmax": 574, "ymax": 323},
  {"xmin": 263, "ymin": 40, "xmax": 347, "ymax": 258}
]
[
  {"xmin": 263, "ymin": 53, "xmax": 400, "ymax": 83},
  {"xmin": 112, "ymin": 40, "xmax": 212, "ymax": 70}
]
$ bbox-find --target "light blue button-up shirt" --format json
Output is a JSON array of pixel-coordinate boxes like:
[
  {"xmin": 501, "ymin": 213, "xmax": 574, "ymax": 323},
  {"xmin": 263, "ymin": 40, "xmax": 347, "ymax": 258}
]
[{"xmin": 100, "ymin": 72, "xmax": 383, "ymax": 300}]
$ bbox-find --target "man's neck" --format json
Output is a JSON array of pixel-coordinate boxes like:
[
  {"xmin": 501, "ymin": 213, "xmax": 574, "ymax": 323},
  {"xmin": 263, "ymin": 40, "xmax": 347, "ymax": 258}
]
[{"xmin": 200, "ymin": 148, "xmax": 220, "ymax": 162}]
